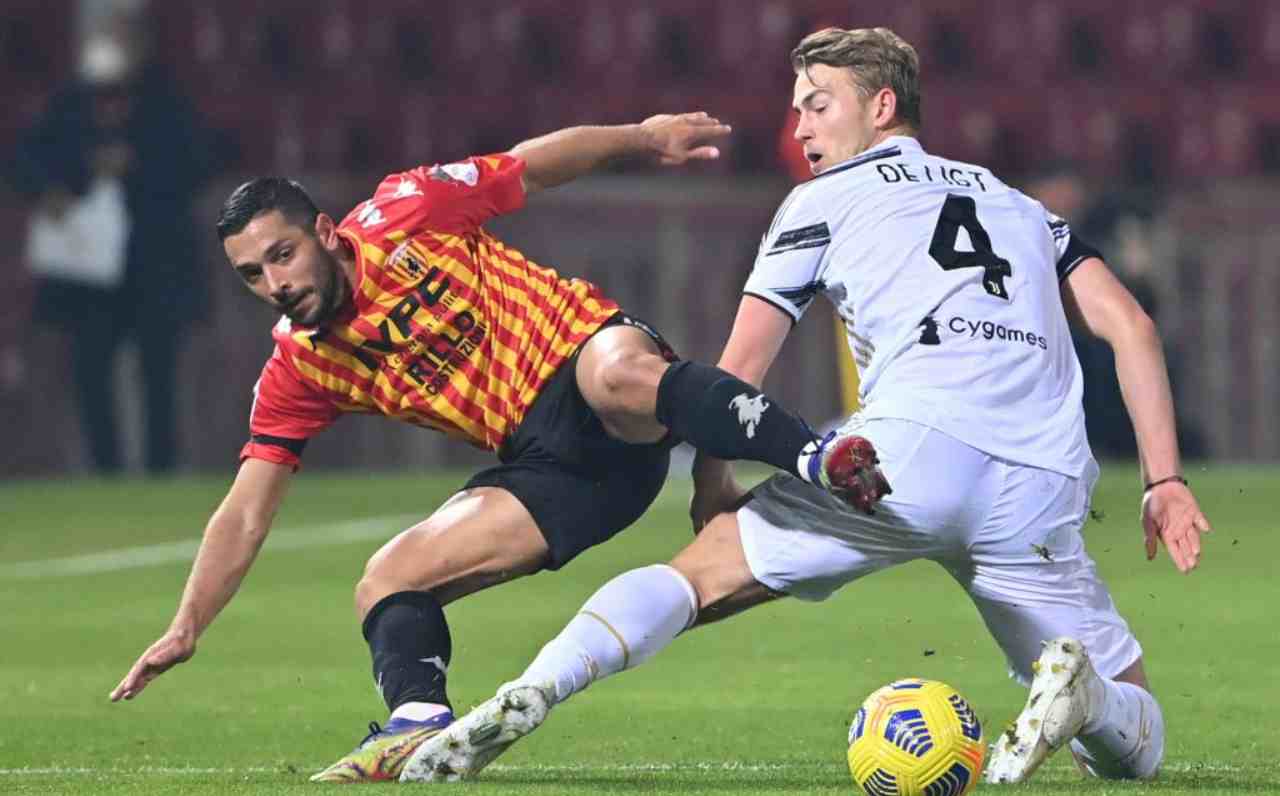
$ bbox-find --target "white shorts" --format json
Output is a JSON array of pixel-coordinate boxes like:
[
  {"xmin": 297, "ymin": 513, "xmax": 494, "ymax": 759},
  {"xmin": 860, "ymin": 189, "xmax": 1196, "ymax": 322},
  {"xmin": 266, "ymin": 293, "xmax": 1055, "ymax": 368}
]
[{"xmin": 737, "ymin": 417, "xmax": 1142, "ymax": 684}]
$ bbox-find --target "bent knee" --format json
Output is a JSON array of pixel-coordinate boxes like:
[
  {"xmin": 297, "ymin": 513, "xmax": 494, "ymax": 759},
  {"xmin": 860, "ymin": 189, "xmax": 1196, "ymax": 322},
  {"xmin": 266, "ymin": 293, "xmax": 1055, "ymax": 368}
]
[
  {"xmin": 354, "ymin": 536, "xmax": 440, "ymax": 618},
  {"xmin": 594, "ymin": 348, "xmax": 665, "ymax": 402},
  {"xmin": 355, "ymin": 562, "xmax": 415, "ymax": 620}
]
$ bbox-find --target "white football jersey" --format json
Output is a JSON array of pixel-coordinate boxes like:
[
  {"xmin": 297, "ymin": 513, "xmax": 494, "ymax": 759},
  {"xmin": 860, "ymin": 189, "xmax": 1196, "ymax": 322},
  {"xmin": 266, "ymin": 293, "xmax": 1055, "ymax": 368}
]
[{"xmin": 745, "ymin": 136, "xmax": 1094, "ymax": 477}]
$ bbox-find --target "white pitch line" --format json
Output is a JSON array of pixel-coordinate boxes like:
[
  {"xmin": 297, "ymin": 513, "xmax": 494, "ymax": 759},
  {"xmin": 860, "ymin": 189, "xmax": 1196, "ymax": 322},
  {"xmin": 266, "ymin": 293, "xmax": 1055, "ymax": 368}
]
[
  {"xmin": 0, "ymin": 514, "xmax": 423, "ymax": 580},
  {"xmin": 0, "ymin": 762, "xmax": 823, "ymax": 776},
  {"xmin": 0, "ymin": 480, "xmax": 700, "ymax": 581},
  {"xmin": 0, "ymin": 760, "xmax": 1251, "ymax": 778}
]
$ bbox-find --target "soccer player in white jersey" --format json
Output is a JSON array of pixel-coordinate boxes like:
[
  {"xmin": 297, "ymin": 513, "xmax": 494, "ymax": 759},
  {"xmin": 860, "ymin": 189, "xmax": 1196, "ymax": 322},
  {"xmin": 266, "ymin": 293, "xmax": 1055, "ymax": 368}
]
[{"xmin": 400, "ymin": 27, "xmax": 1212, "ymax": 785}]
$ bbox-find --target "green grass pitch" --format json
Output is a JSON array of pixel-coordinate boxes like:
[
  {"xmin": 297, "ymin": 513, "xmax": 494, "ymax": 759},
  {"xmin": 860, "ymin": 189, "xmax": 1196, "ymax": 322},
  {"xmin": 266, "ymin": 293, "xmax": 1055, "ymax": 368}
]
[{"xmin": 0, "ymin": 464, "xmax": 1274, "ymax": 794}]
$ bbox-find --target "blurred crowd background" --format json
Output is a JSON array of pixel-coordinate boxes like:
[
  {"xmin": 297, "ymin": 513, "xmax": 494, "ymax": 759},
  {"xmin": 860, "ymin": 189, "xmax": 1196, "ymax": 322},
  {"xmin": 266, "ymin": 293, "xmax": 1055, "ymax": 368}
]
[{"xmin": 2, "ymin": 0, "xmax": 1276, "ymax": 477}]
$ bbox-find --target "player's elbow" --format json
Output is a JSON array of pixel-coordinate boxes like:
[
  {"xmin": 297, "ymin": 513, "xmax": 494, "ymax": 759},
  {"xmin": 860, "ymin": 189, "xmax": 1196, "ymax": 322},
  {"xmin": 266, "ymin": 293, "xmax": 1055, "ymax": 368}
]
[
  {"xmin": 207, "ymin": 504, "xmax": 272, "ymax": 547},
  {"xmin": 1104, "ymin": 301, "xmax": 1161, "ymax": 352}
]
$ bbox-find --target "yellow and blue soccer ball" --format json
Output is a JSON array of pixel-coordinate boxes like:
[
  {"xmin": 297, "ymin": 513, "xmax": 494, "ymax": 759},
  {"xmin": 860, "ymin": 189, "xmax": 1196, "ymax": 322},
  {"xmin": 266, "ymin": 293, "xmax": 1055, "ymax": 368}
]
[{"xmin": 847, "ymin": 678, "xmax": 985, "ymax": 796}]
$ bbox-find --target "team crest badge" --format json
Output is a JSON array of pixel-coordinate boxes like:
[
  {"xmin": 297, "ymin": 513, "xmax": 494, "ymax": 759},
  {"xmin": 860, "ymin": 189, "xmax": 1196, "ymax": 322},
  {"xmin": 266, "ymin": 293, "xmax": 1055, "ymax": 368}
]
[{"xmin": 387, "ymin": 240, "xmax": 427, "ymax": 284}]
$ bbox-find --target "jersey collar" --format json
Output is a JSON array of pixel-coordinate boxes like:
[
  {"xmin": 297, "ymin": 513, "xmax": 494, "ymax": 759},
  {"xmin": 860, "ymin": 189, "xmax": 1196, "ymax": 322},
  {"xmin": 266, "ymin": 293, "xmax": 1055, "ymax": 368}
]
[
  {"xmin": 843, "ymin": 135, "xmax": 921, "ymax": 166},
  {"xmin": 810, "ymin": 136, "xmax": 919, "ymax": 181}
]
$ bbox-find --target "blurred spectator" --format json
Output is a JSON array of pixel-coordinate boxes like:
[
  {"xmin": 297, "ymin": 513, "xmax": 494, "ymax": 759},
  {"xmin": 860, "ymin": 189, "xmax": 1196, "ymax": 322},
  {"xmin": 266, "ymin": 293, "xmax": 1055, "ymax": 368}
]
[
  {"xmin": 777, "ymin": 111, "xmax": 813, "ymax": 183},
  {"xmin": 1025, "ymin": 161, "xmax": 1203, "ymax": 459},
  {"xmin": 7, "ymin": 16, "xmax": 215, "ymax": 474}
]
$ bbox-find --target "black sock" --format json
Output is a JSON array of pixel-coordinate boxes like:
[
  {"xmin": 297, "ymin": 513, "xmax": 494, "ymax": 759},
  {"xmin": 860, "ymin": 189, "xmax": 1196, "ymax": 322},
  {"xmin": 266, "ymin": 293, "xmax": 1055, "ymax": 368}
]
[
  {"xmin": 362, "ymin": 591, "xmax": 452, "ymax": 713},
  {"xmin": 655, "ymin": 361, "xmax": 818, "ymax": 479}
]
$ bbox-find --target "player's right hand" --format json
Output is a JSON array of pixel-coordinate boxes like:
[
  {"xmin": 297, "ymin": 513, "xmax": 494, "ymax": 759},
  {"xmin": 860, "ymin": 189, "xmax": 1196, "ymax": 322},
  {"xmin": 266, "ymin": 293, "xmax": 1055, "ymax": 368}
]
[
  {"xmin": 109, "ymin": 628, "xmax": 196, "ymax": 702},
  {"xmin": 1141, "ymin": 481, "xmax": 1210, "ymax": 573},
  {"xmin": 640, "ymin": 112, "xmax": 732, "ymax": 166}
]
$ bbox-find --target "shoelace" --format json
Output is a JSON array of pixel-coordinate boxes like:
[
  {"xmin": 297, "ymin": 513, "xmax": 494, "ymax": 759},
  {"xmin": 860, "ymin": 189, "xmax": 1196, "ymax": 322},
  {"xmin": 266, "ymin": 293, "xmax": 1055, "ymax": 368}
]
[{"xmin": 360, "ymin": 721, "xmax": 384, "ymax": 746}]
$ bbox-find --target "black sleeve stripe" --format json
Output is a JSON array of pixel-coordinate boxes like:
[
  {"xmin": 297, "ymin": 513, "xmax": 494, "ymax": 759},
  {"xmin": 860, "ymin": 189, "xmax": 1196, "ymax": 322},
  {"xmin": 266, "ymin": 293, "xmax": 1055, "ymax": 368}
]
[
  {"xmin": 773, "ymin": 282, "xmax": 824, "ymax": 302},
  {"xmin": 1057, "ymin": 234, "xmax": 1103, "ymax": 281},
  {"xmin": 765, "ymin": 238, "xmax": 830, "ymax": 257},
  {"xmin": 1058, "ymin": 255, "xmax": 1090, "ymax": 281},
  {"xmin": 771, "ymin": 222, "xmax": 831, "ymax": 248},
  {"xmin": 742, "ymin": 291, "xmax": 802, "ymax": 325},
  {"xmin": 251, "ymin": 434, "xmax": 308, "ymax": 456}
]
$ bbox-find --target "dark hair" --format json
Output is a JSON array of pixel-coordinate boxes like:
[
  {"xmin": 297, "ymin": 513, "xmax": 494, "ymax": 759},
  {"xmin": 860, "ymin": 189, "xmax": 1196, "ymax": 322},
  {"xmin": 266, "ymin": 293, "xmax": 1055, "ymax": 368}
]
[
  {"xmin": 791, "ymin": 27, "xmax": 922, "ymax": 132},
  {"xmin": 216, "ymin": 177, "xmax": 320, "ymax": 240}
]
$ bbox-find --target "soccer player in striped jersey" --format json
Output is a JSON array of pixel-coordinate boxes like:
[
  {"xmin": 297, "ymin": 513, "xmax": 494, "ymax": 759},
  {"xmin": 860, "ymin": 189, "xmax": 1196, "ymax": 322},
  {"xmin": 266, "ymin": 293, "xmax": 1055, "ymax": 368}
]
[
  {"xmin": 401, "ymin": 28, "xmax": 1212, "ymax": 786},
  {"xmin": 107, "ymin": 111, "xmax": 889, "ymax": 782}
]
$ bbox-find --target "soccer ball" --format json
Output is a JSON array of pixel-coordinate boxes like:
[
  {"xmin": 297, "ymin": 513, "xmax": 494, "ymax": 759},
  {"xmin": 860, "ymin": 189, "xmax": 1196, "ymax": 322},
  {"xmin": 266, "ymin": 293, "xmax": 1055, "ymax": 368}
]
[{"xmin": 847, "ymin": 678, "xmax": 985, "ymax": 796}]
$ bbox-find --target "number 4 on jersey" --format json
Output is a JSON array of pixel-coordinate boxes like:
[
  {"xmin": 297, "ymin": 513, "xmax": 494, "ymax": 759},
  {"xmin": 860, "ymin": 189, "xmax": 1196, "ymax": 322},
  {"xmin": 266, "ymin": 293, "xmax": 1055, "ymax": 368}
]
[{"xmin": 929, "ymin": 194, "xmax": 1011, "ymax": 299}]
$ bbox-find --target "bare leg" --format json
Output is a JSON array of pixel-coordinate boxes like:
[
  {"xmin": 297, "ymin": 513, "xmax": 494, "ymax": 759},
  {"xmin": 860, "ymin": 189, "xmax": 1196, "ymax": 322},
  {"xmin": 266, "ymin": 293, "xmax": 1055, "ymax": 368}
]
[
  {"xmin": 312, "ymin": 487, "xmax": 554, "ymax": 783},
  {"xmin": 355, "ymin": 486, "xmax": 549, "ymax": 617},
  {"xmin": 354, "ymin": 486, "xmax": 550, "ymax": 718},
  {"xmin": 573, "ymin": 324, "xmax": 669, "ymax": 443},
  {"xmin": 670, "ymin": 512, "xmax": 784, "ymax": 627},
  {"xmin": 574, "ymin": 323, "xmax": 889, "ymax": 511}
]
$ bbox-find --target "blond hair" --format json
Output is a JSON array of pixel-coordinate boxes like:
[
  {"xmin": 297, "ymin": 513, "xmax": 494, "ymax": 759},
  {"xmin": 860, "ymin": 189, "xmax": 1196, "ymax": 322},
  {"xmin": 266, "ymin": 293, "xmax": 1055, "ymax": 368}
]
[{"xmin": 790, "ymin": 27, "xmax": 921, "ymax": 131}]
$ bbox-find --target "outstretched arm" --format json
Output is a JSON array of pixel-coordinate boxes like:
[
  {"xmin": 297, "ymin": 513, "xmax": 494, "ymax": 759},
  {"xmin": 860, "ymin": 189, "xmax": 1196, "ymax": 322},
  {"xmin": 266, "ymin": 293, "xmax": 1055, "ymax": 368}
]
[
  {"xmin": 511, "ymin": 112, "xmax": 731, "ymax": 195},
  {"xmin": 1062, "ymin": 258, "xmax": 1211, "ymax": 573},
  {"xmin": 110, "ymin": 458, "xmax": 294, "ymax": 701}
]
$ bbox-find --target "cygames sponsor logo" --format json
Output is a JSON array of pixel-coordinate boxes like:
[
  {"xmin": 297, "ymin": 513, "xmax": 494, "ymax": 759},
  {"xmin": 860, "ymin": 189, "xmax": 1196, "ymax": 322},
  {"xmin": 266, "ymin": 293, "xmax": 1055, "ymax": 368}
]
[{"xmin": 946, "ymin": 316, "xmax": 1047, "ymax": 349}]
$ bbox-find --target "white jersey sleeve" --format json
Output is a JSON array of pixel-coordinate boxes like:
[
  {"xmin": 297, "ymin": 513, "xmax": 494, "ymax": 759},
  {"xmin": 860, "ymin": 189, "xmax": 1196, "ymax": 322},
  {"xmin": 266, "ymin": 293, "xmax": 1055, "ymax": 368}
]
[{"xmin": 742, "ymin": 187, "xmax": 832, "ymax": 323}]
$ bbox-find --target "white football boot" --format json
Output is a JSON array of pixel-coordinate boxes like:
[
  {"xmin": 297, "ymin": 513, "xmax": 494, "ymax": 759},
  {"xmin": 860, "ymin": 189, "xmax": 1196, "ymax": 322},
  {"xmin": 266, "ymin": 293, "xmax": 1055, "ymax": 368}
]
[
  {"xmin": 399, "ymin": 682, "xmax": 554, "ymax": 782},
  {"xmin": 985, "ymin": 637, "xmax": 1102, "ymax": 784}
]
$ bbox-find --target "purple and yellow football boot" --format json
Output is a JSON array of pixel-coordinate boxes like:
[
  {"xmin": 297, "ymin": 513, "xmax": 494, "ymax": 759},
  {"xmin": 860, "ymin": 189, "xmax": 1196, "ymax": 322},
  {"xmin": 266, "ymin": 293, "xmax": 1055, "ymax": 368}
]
[{"xmin": 310, "ymin": 711, "xmax": 454, "ymax": 783}]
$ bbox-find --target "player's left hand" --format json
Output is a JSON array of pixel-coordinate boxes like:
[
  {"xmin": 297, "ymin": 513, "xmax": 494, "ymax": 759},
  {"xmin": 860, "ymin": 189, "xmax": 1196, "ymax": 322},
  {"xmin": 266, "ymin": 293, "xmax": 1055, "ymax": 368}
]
[
  {"xmin": 1141, "ymin": 481, "xmax": 1211, "ymax": 573},
  {"xmin": 109, "ymin": 627, "xmax": 197, "ymax": 702},
  {"xmin": 640, "ymin": 112, "xmax": 732, "ymax": 166}
]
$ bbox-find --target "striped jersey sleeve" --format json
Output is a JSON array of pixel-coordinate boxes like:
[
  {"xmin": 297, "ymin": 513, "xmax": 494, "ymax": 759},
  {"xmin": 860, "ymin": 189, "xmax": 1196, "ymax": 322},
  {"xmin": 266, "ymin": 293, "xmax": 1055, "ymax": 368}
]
[
  {"xmin": 742, "ymin": 185, "xmax": 830, "ymax": 322},
  {"xmin": 350, "ymin": 154, "xmax": 527, "ymax": 237},
  {"xmin": 240, "ymin": 326, "xmax": 341, "ymax": 468}
]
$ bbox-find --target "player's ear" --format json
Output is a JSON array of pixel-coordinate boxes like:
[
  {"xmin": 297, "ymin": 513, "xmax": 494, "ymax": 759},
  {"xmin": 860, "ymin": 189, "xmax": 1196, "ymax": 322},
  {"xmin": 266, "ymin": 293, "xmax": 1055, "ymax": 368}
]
[
  {"xmin": 872, "ymin": 87, "xmax": 898, "ymax": 130},
  {"xmin": 314, "ymin": 213, "xmax": 337, "ymax": 246}
]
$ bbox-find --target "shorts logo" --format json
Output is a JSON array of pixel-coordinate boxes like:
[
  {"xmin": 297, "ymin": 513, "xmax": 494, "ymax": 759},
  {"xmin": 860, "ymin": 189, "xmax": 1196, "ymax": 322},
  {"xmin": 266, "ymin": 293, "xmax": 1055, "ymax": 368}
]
[{"xmin": 729, "ymin": 393, "xmax": 769, "ymax": 439}]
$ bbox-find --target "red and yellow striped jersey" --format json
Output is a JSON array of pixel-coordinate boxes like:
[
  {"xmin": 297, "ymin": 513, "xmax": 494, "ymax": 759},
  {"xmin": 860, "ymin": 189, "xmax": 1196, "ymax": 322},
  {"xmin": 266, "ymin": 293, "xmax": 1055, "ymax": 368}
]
[{"xmin": 242, "ymin": 154, "xmax": 620, "ymax": 467}]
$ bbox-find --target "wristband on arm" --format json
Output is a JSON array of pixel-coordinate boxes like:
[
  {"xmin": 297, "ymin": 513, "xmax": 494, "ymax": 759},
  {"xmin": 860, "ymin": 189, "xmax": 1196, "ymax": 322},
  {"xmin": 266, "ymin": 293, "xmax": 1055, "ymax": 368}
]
[{"xmin": 1143, "ymin": 475, "xmax": 1188, "ymax": 493}]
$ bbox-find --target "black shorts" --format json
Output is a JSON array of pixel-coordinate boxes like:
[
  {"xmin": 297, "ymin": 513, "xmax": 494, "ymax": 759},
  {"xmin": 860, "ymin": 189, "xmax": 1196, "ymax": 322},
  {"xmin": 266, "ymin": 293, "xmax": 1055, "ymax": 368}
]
[{"xmin": 462, "ymin": 313, "xmax": 678, "ymax": 569}]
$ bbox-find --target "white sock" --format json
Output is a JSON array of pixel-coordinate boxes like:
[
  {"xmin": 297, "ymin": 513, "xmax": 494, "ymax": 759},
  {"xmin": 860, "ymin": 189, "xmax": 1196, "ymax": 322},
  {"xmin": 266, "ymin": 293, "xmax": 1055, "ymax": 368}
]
[
  {"xmin": 389, "ymin": 701, "xmax": 451, "ymax": 722},
  {"xmin": 1071, "ymin": 678, "xmax": 1165, "ymax": 779},
  {"xmin": 516, "ymin": 564, "xmax": 698, "ymax": 704}
]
